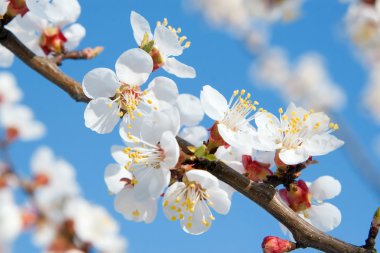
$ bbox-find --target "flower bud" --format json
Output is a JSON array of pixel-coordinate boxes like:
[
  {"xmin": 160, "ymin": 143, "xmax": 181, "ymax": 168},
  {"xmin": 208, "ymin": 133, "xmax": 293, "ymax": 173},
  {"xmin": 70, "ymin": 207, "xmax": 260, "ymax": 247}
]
[
  {"xmin": 242, "ymin": 155, "xmax": 273, "ymax": 182},
  {"xmin": 207, "ymin": 122, "xmax": 228, "ymax": 151},
  {"xmin": 6, "ymin": 0, "xmax": 28, "ymax": 17},
  {"xmin": 262, "ymin": 236, "xmax": 295, "ymax": 253},
  {"xmin": 279, "ymin": 180, "xmax": 311, "ymax": 213}
]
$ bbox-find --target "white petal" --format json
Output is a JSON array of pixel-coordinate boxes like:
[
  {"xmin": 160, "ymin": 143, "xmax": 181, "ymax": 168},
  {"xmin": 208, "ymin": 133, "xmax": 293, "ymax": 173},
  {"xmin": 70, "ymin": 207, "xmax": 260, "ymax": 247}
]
[
  {"xmin": 0, "ymin": 0, "xmax": 9, "ymax": 15},
  {"xmin": 148, "ymin": 76, "xmax": 178, "ymax": 104},
  {"xmin": 303, "ymin": 134, "xmax": 344, "ymax": 156},
  {"xmin": 207, "ymin": 188, "xmax": 231, "ymax": 214},
  {"xmin": 82, "ymin": 68, "xmax": 119, "ymax": 99},
  {"xmin": 84, "ymin": 98, "xmax": 120, "ymax": 134},
  {"xmin": 0, "ymin": 72, "xmax": 22, "ymax": 104},
  {"xmin": 181, "ymin": 201, "xmax": 212, "ymax": 235},
  {"xmin": 134, "ymin": 168, "xmax": 169, "ymax": 200},
  {"xmin": 279, "ymin": 148, "xmax": 309, "ymax": 165},
  {"xmin": 160, "ymin": 131, "xmax": 180, "ymax": 169},
  {"xmin": 104, "ymin": 164, "xmax": 132, "ymax": 194},
  {"xmin": 255, "ymin": 112, "xmax": 281, "ymax": 136},
  {"xmin": 179, "ymin": 126, "xmax": 208, "ymax": 146},
  {"xmin": 111, "ymin": 145, "xmax": 130, "ymax": 166},
  {"xmin": 139, "ymin": 105, "xmax": 180, "ymax": 144},
  {"xmin": 0, "ymin": 46, "xmax": 14, "ymax": 68},
  {"xmin": 154, "ymin": 25, "xmax": 183, "ymax": 57},
  {"xmin": 309, "ymin": 176, "xmax": 341, "ymax": 201},
  {"xmin": 162, "ymin": 57, "xmax": 196, "ymax": 78},
  {"xmin": 308, "ymin": 203, "xmax": 342, "ymax": 232},
  {"xmin": 200, "ymin": 85, "xmax": 228, "ymax": 121},
  {"xmin": 176, "ymin": 94, "xmax": 204, "ymax": 126},
  {"xmin": 130, "ymin": 11, "xmax": 152, "ymax": 45},
  {"xmin": 148, "ymin": 169, "xmax": 170, "ymax": 199},
  {"xmin": 30, "ymin": 146, "xmax": 55, "ymax": 174},
  {"xmin": 26, "ymin": 0, "xmax": 81, "ymax": 25},
  {"xmin": 63, "ymin": 23, "xmax": 86, "ymax": 51},
  {"xmin": 186, "ymin": 170, "xmax": 219, "ymax": 190},
  {"xmin": 115, "ymin": 48, "xmax": 153, "ymax": 86}
]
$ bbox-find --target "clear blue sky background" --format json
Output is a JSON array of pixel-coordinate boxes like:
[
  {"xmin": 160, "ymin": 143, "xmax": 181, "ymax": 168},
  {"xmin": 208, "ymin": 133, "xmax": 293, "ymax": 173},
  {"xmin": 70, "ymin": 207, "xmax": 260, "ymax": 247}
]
[{"xmin": 3, "ymin": 0, "xmax": 379, "ymax": 252}]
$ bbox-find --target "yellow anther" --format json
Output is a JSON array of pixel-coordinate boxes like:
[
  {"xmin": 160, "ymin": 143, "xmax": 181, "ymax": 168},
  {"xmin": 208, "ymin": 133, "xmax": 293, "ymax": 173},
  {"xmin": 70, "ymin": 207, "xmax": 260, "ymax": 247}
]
[
  {"xmin": 179, "ymin": 36, "xmax": 187, "ymax": 43},
  {"xmin": 202, "ymin": 219, "xmax": 210, "ymax": 227},
  {"xmin": 175, "ymin": 196, "xmax": 181, "ymax": 203},
  {"xmin": 208, "ymin": 201, "xmax": 214, "ymax": 206},
  {"xmin": 279, "ymin": 108, "xmax": 283, "ymax": 114},
  {"xmin": 333, "ymin": 124, "xmax": 339, "ymax": 130},
  {"xmin": 254, "ymin": 101, "xmax": 259, "ymax": 105},
  {"xmin": 156, "ymin": 21, "xmax": 161, "ymax": 26},
  {"xmin": 107, "ymin": 103, "xmax": 113, "ymax": 108},
  {"xmin": 189, "ymin": 183, "xmax": 196, "ymax": 188},
  {"xmin": 188, "ymin": 216, "xmax": 193, "ymax": 221},
  {"xmin": 171, "ymin": 216, "xmax": 177, "ymax": 221},
  {"xmin": 163, "ymin": 18, "xmax": 168, "ymax": 26},
  {"xmin": 329, "ymin": 123, "xmax": 335, "ymax": 128},
  {"xmin": 177, "ymin": 208, "xmax": 182, "ymax": 212},
  {"xmin": 186, "ymin": 222, "xmax": 192, "ymax": 228},
  {"xmin": 241, "ymin": 89, "xmax": 246, "ymax": 95},
  {"xmin": 184, "ymin": 41, "xmax": 191, "ymax": 48},
  {"xmin": 147, "ymin": 99, "xmax": 153, "ymax": 104},
  {"xmin": 163, "ymin": 200, "xmax": 168, "ymax": 207},
  {"xmin": 177, "ymin": 27, "xmax": 182, "ymax": 33},
  {"xmin": 171, "ymin": 205, "xmax": 176, "ymax": 210},
  {"xmin": 132, "ymin": 210, "xmax": 140, "ymax": 217},
  {"xmin": 233, "ymin": 90, "xmax": 239, "ymax": 96},
  {"xmin": 209, "ymin": 215, "xmax": 215, "ymax": 220},
  {"xmin": 127, "ymin": 124, "xmax": 132, "ymax": 129},
  {"xmin": 179, "ymin": 214, "xmax": 184, "ymax": 220},
  {"xmin": 137, "ymin": 112, "xmax": 143, "ymax": 117},
  {"xmin": 131, "ymin": 179, "xmax": 138, "ymax": 185},
  {"xmin": 310, "ymin": 109, "xmax": 315, "ymax": 113}
]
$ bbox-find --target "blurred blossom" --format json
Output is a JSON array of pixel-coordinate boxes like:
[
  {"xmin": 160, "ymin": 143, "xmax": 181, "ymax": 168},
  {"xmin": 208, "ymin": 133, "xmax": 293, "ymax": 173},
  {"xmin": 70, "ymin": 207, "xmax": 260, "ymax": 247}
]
[
  {"xmin": 345, "ymin": 1, "xmax": 380, "ymax": 66},
  {"xmin": 363, "ymin": 67, "xmax": 380, "ymax": 123},
  {"xmin": 0, "ymin": 72, "xmax": 22, "ymax": 105},
  {"xmin": 0, "ymin": 104, "xmax": 46, "ymax": 141},
  {"xmin": 186, "ymin": 0, "xmax": 304, "ymax": 50},
  {"xmin": 252, "ymin": 49, "xmax": 346, "ymax": 112},
  {"xmin": 0, "ymin": 189, "xmax": 23, "ymax": 251}
]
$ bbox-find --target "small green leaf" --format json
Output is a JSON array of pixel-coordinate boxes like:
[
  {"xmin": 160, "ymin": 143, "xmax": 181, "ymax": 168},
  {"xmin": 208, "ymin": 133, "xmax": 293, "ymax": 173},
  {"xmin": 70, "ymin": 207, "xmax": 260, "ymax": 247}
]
[
  {"xmin": 194, "ymin": 145, "xmax": 207, "ymax": 158},
  {"xmin": 205, "ymin": 154, "xmax": 217, "ymax": 161}
]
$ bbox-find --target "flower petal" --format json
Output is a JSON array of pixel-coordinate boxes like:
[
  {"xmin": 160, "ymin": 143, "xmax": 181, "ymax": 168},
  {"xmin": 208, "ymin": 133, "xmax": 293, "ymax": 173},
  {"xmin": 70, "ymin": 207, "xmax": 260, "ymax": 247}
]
[
  {"xmin": 82, "ymin": 68, "xmax": 119, "ymax": 99},
  {"xmin": 111, "ymin": 145, "xmax": 130, "ymax": 166},
  {"xmin": 104, "ymin": 164, "xmax": 132, "ymax": 194},
  {"xmin": 207, "ymin": 188, "xmax": 231, "ymax": 215},
  {"xmin": 279, "ymin": 148, "xmax": 309, "ymax": 165},
  {"xmin": 200, "ymin": 85, "xmax": 228, "ymax": 121},
  {"xmin": 154, "ymin": 25, "xmax": 183, "ymax": 57},
  {"xmin": 162, "ymin": 57, "xmax": 196, "ymax": 78},
  {"xmin": 84, "ymin": 98, "xmax": 120, "ymax": 134},
  {"xmin": 115, "ymin": 48, "xmax": 153, "ymax": 86},
  {"xmin": 176, "ymin": 94, "xmax": 204, "ymax": 126},
  {"xmin": 0, "ymin": 45, "xmax": 14, "ymax": 68},
  {"xmin": 303, "ymin": 134, "xmax": 344, "ymax": 156},
  {"xmin": 186, "ymin": 170, "xmax": 219, "ymax": 190},
  {"xmin": 159, "ymin": 131, "xmax": 180, "ymax": 169},
  {"xmin": 308, "ymin": 203, "xmax": 342, "ymax": 232},
  {"xmin": 63, "ymin": 23, "xmax": 86, "ymax": 51},
  {"xmin": 148, "ymin": 76, "xmax": 178, "ymax": 104},
  {"xmin": 179, "ymin": 126, "xmax": 208, "ymax": 147},
  {"xmin": 130, "ymin": 11, "xmax": 152, "ymax": 45},
  {"xmin": 309, "ymin": 176, "xmax": 341, "ymax": 201}
]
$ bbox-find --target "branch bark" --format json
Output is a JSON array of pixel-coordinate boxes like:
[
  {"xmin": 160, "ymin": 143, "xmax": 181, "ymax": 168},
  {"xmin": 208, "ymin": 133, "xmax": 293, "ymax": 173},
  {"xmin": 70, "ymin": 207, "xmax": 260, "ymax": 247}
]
[{"xmin": 0, "ymin": 26, "xmax": 376, "ymax": 253}]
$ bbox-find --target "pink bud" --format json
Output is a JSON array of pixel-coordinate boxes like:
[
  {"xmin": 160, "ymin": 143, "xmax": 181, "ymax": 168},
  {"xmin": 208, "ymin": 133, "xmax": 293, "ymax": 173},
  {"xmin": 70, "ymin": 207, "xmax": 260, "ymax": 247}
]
[
  {"xmin": 207, "ymin": 122, "xmax": 229, "ymax": 150},
  {"xmin": 242, "ymin": 155, "xmax": 273, "ymax": 181},
  {"xmin": 39, "ymin": 27, "xmax": 68, "ymax": 55},
  {"xmin": 262, "ymin": 236, "xmax": 295, "ymax": 253}
]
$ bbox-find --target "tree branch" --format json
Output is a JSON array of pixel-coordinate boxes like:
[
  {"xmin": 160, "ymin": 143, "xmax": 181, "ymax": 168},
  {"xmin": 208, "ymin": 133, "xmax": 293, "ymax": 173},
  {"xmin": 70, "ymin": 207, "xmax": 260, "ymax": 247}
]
[
  {"xmin": 0, "ymin": 27, "xmax": 89, "ymax": 103},
  {"xmin": 1, "ymin": 26, "xmax": 376, "ymax": 253}
]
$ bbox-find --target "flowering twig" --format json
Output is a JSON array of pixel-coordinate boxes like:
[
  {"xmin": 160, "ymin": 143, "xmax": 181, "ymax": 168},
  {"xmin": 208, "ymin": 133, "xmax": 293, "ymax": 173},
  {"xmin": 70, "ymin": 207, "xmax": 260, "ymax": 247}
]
[
  {"xmin": 52, "ymin": 47, "xmax": 104, "ymax": 66},
  {"xmin": 0, "ymin": 26, "xmax": 90, "ymax": 103},
  {"xmin": 0, "ymin": 26, "xmax": 377, "ymax": 253}
]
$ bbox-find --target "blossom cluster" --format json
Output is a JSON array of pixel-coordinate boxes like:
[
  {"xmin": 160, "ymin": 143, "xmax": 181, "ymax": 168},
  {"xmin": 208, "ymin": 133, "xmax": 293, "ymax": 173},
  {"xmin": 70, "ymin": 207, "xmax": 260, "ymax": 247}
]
[
  {"xmin": 0, "ymin": 146, "xmax": 127, "ymax": 253},
  {"xmin": 80, "ymin": 11, "xmax": 345, "ymax": 240},
  {"xmin": 0, "ymin": 0, "xmax": 86, "ymax": 67}
]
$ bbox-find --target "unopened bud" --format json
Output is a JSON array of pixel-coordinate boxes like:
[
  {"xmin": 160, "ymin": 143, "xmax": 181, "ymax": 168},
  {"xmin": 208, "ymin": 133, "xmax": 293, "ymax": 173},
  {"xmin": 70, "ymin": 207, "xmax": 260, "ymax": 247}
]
[
  {"xmin": 242, "ymin": 155, "xmax": 273, "ymax": 182},
  {"xmin": 262, "ymin": 236, "xmax": 296, "ymax": 253},
  {"xmin": 83, "ymin": 46, "xmax": 104, "ymax": 59},
  {"xmin": 279, "ymin": 180, "xmax": 311, "ymax": 212}
]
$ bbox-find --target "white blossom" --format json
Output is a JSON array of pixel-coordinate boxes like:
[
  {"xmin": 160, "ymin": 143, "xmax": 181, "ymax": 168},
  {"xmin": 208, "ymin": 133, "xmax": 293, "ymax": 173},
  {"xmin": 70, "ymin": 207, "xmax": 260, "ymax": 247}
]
[{"xmin": 0, "ymin": 72, "xmax": 22, "ymax": 105}]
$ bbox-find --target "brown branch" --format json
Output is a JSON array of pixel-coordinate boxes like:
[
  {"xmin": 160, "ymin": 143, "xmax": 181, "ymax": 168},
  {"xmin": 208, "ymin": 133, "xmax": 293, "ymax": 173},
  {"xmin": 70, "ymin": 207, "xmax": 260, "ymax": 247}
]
[
  {"xmin": 0, "ymin": 26, "xmax": 377, "ymax": 253},
  {"xmin": 52, "ymin": 47, "xmax": 104, "ymax": 66},
  {"xmin": 0, "ymin": 27, "xmax": 90, "ymax": 103}
]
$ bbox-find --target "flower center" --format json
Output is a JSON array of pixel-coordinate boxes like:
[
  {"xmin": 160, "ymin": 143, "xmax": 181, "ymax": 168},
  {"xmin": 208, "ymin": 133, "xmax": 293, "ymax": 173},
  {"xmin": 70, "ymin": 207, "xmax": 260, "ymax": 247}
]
[
  {"xmin": 39, "ymin": 27, "xmax": 68, "ymax": 55},
  {"xmin": 122, "ymin": 144, "xmax": 164, "ymax": 172},
  {"xmin": 222, "ymin": 89, "xmax": 259, "ymax": 131},
  {"xmin": 164, "ymin": 180, "xmax": 215, "ymax": 228}
]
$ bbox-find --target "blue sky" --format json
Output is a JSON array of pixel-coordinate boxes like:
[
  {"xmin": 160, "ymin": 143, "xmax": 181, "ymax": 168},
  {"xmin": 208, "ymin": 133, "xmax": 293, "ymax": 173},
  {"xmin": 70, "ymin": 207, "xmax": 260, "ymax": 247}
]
[{"xmin": 4, "ymin": 0, "xmax": 379, "ymax": 252}]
